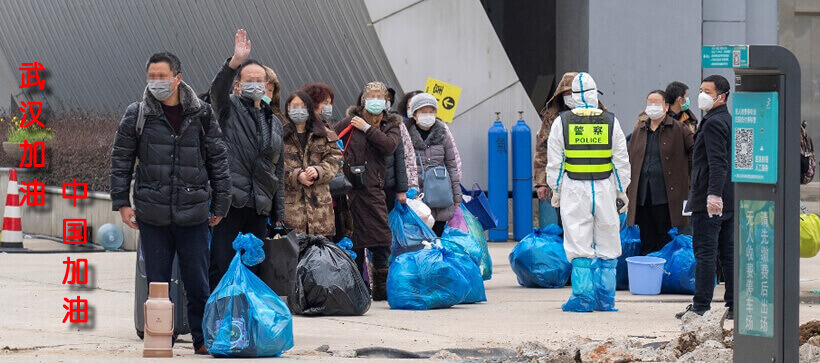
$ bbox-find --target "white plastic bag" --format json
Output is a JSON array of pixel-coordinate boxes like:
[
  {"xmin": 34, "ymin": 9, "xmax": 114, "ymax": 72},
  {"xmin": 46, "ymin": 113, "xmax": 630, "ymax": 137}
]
[{"xmin": 407, "ymin": 196, "xmax": 435, "ymax": 228}]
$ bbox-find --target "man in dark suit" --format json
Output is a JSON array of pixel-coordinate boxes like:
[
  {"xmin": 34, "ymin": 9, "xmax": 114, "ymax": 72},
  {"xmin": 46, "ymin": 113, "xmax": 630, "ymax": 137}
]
[{"xmin": 676, "ymin": 75, "xmax": 735, "ymax": 320}]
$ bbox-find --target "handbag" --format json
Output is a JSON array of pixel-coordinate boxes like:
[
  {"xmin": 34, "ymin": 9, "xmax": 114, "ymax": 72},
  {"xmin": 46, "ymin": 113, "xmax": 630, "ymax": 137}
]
[
  {"xmin": 259, "ymin": 225, "xmax": 300, "ymax": 297},
  {"xmin": 460, "ymin": 183, "xmax": 499, "ymax": 230},
  {"xmin": 337, "ymin": 123, "xmax": 367, "ymax": 189},
  {"xmin": 419, "ymin": 152, "xmax": 454, "ymax": 209},
  {"xmin": 330, "ymin": 125, "xmax": 355, "ymax": 196}
]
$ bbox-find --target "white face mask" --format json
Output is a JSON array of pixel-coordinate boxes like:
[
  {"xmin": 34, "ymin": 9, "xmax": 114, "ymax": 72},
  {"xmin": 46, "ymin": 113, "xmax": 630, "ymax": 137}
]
[
  {"xmin": 645, "ymin": 104, "xmax": 665, "ymax": 120},
  {"xmin": 698, "ymin": 92, "xmax": 717, "ymax": 111},
  {"xmin": 416, "ymin": 113, "xmax": 436, "ymax": 129}
]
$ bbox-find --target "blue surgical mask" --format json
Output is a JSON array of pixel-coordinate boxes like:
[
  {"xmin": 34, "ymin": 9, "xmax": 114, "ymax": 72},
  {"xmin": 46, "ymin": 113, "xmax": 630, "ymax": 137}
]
[
  {"xmin": 321, "ymin": 105, "xmax": 333, "ymax": 120},
  {"xmin": 364, "ymin": 98, "xmax": 386, "ymax": 115},
  {"xmin": 681, "ymin": 97, "xmax": 690, "ymax": 111},
  {"xmin": 261, "ymin": 95, "xmax": 272, "ymax": 105}
]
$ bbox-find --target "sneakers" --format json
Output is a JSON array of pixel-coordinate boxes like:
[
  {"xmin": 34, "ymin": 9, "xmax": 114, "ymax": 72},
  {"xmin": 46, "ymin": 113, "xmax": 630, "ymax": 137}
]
[
  {"xmin": 675, "ymin": 304, "xmax": 707, "ymax": 319},
  {"xmin": 726, "ymin": 309, "xmax": 734, "ymax": 320}
]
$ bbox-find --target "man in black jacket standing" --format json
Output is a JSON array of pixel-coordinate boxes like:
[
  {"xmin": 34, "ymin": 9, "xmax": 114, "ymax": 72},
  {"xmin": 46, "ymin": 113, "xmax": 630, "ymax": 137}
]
[
  {"xmin": 677, "ymin": 75, "xmax": 735, "ymax": 320},
  {"xmin": 208, "ymin": 29, "xmax": 285, "ymax": 291},
  {"xmin": 110, "ymin": 52, "xmax": 231, "ymax": 354}
]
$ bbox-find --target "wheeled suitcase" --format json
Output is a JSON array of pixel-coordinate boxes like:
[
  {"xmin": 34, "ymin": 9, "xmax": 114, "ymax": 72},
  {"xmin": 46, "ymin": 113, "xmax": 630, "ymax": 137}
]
[{"xmin": 134, "ymin": 235, "xmax": 190, "ymax": 339}]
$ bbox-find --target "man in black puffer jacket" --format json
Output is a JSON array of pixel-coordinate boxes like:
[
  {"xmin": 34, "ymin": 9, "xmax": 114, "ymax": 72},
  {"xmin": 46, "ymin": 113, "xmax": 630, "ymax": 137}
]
[
  {"xmin": 208, "ymin": 29, "xmax": 285, "ymax": 290},
  {"xmin": 110, "ymin": 52, "xmax": 230, "ymax": 354}
]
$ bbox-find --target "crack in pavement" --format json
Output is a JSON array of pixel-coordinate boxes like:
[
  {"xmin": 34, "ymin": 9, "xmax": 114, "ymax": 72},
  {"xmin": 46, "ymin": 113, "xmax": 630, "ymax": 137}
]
[
  {"xmin": 0, "ymin": 275, "xmax": 131, "ymax": 294},
  {"xmin": 317, "ymin": 317, "xmax": 453, "ymax": 338}
]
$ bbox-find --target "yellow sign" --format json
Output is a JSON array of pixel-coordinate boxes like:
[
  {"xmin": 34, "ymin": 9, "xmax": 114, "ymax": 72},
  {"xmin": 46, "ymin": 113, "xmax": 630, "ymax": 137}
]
[
  {"xmin": 567, "ymin": 124, "xmax": 609, "ymax": 145},
  {"xmin": 424, "ymin": 78, "xmax": 461, "ymax": 123}
]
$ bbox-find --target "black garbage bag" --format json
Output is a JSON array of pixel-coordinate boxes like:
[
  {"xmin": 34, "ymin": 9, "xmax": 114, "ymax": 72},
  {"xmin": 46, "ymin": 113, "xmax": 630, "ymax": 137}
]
[{"xmin": 287, "ymin": 235, "xmax": 371, "ymax": 316}]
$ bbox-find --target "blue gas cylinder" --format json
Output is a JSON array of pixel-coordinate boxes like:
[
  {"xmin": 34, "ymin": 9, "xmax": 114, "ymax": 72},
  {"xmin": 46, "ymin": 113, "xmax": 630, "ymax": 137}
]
[
  {"xmin": 488, "ymin": 113, "xmax": 509, "ymax": 242},
  {"xmin": 511, "ymin": 112, "xmax": 533, "ymax": 241}
]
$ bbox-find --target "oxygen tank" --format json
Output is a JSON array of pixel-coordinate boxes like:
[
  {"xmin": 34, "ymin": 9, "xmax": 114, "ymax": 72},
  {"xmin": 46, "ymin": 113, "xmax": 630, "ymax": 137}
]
[
  {"xmin": 488, "ymin": 112, "xmax": 509, "ymax": 242},
  {"xmin": 511, "ymin": 111, "xmax": 533, "ymax": 241}
]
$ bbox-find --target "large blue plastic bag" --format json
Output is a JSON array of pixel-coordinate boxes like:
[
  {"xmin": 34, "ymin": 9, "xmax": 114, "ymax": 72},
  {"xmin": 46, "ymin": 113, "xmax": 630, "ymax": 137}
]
[
  {"xmin": 648, "ymin": 227, "xmax": 696, "ymax": 294},
  {"xmin": 439, "ymin": 239, "xmax": 486, "ymax": 304},
  {"xmin": 460, "ymin": 204, "xmax": 492, "ymax": 280},
  {"xmin": 617, "ymin": 215, "xmax": 641, "ymax": 290},
  {"xmin": 387, "ymin": 245, "xmax": 471, "ymax": 310},
  {"xmin": 508, "ymin": 225, "xmax": 571, "ymax": 288},
  {"xmin": 204, "ymin": 233, "xmax": 294, "ymax": 357},
  {"xmin": 441, "ymin": 226, "xmax": 482, "ymax": 266},
  {"xmin": 389, "ymin": 202, "xmax": 438, "ymax": 256}
]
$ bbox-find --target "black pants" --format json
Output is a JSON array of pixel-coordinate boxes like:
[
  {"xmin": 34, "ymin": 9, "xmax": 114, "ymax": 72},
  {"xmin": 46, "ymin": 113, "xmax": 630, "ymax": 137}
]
[
  {"xmin": 138, "ymin": 219, "xmax": 210, "ymax": 349},
  {"xmin": 209, "ymin": 207, "xmax": 268, "ymax": 291},
  {"xmin": 636, "ymin": 203, "xmax": 672, "ymax": 255},
  {"xmin": 385, "ymin": 188, "xmax": 398, "ymax": 212},
  {"xmin": 353, "ymin": 246, "xmax": 391, "ymax": 277},
  {"xmin": 691, "ymin": 211, "xmax": 734, "ymax": 312},
  {"xmin": 433, "ymin": 221, "xmax": 446, "ymax": 236}
]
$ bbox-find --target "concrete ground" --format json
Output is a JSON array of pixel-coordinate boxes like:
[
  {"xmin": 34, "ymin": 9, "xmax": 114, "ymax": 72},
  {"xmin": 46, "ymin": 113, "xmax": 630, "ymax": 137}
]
[{"xmin": 0, "ymin": 237, "xmax": 818, "ymax": 362}]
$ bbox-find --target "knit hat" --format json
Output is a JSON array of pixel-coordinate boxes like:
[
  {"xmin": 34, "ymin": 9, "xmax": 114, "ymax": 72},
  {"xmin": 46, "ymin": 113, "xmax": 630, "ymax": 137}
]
[
  {"xmin": 360, "ymin": 81, "xmax": 388, "ymax": 105},
  {"xmin": 409, "ymin": 93, "xmax": 438, "ymax": 115}
]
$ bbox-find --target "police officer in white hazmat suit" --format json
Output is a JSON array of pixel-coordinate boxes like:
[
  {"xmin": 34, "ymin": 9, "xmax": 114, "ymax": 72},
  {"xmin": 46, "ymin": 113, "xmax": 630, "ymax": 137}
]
[{"xmin": 546, "ymin": 72, "xmax": 630, "ymax": 312}]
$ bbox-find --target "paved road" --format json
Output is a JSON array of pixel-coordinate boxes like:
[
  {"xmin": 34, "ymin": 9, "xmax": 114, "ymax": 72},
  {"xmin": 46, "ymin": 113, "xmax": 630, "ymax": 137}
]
[{"xmin": 0, "ymin": 239, "xmax": 818, "ymax": 361}]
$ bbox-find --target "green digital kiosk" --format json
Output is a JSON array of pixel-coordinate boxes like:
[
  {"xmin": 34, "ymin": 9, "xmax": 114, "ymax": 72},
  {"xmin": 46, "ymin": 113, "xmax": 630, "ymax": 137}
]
[{"xmin": 703, "ymin": 45, "xmax": 800, "ymax": 362}]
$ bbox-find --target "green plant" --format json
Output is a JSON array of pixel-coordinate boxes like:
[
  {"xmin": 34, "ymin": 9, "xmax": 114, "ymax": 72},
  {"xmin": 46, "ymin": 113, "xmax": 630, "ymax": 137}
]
[{"xmin": 2, "ymin": 116, "xmax": 53, "ymax": 143}]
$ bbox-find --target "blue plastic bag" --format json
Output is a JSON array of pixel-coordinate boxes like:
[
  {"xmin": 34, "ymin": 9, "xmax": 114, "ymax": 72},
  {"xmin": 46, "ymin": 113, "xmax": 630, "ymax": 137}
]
[
  {"xmin": 389, "ymin": 202, "xmax": 438, "ymax": 256},
  {"xmin": 648, "ymin": 227, "xmax": 696, "ymax": 294},
  {"xmin": 439, "ymin": 239, "xmax": 486, "ymax": 304},
  {"xmin": 460, "ymin": 205, "xmax": 493, "ymax": 280},
  {"xmin": 204, "ymin": 233, "xmax": 294, "ymax": 357},
  {"xmin": 336, "ymin": 237, "xmax": 357, "ymax": 260},
  {"xmin": 233, "ymin": 232, "xmax": 265, "ymax": 267},
  {"xmin": 508, "ymin": 225, "xmax": 571, "ymax": 288},
  {"xmin": 616, "ymin": 216, "xmax": 641, "ymax": 290},
  {"xmin": 387, "ymin": 245, "xmax": 471, "ymax": 310},
  {"xmin": 441, "ymin": 226, "xmax": 483, "ymax": 266}
]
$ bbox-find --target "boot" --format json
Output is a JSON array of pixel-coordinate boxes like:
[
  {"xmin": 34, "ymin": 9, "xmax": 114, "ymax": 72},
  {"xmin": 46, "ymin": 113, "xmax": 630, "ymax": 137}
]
[
  {"xmin": 372, "ymin": 268, "xmax": 389, "ymax": 301},
  {"xmin": 562, "ymin": 258, "xmax": 595, "ymax": 312},
  {"xmin": 593, "ymin": 259, "xmax": 618, "ymax": 311}
]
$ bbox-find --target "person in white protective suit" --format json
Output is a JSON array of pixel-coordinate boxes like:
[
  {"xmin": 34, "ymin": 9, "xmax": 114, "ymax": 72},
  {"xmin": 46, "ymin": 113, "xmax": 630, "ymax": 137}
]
[{"xmin": 546, "ymin": 72, "xmax": 630, "ymax": 312}]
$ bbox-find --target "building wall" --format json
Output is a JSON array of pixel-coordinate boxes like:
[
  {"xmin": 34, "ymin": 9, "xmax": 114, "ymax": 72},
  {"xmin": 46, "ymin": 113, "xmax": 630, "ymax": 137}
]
[
  {"xmin": 364, "ymin": 0, "xmax": 541, "ymax": 187},
  {"xmin": 0, "ymin": 0, "xmax": 401, "ymax": 122},
  {"xmin": 587, "ymin": 0, "xmax": 703, "ymax": 132},
  {"xmin": 780, "ymin": 0, "xmax": 820, "ymax": 160}
]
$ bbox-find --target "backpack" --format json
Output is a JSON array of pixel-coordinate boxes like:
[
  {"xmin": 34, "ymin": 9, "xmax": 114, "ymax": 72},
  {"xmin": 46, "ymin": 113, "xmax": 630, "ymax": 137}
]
[{"xmin": 800, "ymin": 120, "xmax": 815, "ymax": 184}]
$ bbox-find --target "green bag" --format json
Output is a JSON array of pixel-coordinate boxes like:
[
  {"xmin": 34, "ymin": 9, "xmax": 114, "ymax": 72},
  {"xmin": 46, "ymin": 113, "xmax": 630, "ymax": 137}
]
[
  {"xmin": 800, "ymin": 213, "xmax": 820, "ymax": 258},
  {"xmin": 460, "ymin": 204, "xmax": 492, "ymax": 280}
]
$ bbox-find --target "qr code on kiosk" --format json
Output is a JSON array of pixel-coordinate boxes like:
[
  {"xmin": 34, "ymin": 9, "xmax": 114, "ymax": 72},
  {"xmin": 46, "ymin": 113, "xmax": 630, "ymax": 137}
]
[{"xmin": 734, "ymin": 128, "xmax": 754, "ymax": 170}]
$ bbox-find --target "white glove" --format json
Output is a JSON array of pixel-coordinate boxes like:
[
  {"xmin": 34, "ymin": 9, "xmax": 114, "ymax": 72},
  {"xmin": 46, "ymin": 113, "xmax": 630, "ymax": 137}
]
[
  {"xmin": 617, "ymin": 191, "xmax": 629, "ymax": 214},
  {"xmin": 707, "ymin": 195, "xmax": 723, "ymax": 217},
  {"xmin": 551, "ymin": 191, "xmax": 561, "ymax": 208}
]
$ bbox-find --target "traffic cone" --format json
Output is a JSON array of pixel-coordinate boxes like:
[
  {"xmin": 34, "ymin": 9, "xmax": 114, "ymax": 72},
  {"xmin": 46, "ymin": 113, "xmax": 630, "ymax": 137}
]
[{"xmin": 0, "ymin": 169, "xmax": 24, "ymax": 249}]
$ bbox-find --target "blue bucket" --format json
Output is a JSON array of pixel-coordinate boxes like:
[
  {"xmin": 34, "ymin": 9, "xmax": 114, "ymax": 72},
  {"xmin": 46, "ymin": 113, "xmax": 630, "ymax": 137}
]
[{"xmin": 625, "ymin": 256, "xmax": 667, "ymax": 295}]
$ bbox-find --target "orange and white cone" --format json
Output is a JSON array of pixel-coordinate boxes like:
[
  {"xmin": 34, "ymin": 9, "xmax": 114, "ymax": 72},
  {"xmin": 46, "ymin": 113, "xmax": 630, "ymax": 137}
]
[{"xmin": 1, "ymin": 169, "xmax": 23, "ymax": 249}]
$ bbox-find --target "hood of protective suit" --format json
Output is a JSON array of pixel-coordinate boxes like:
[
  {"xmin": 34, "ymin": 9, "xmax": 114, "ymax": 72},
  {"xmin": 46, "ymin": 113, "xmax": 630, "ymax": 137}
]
[{"xmin": 571, "ymin": 72, "xmax": 599, "ymax": 110}]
